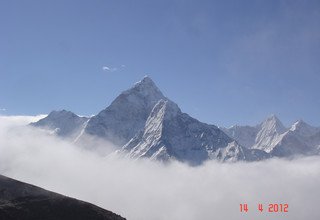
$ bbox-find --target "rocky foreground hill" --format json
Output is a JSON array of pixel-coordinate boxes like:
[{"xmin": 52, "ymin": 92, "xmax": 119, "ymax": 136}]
[{"xmin": 0, "ymin": 175, "xmax": 125, "ymax": 220}]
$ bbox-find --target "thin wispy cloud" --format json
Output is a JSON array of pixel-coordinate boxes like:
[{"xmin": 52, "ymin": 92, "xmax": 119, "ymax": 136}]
[
  {"xmin": 102, "ymin": 64, "xmax": 126, "ymax": 73},
  {"xmin": 0, "ymin": 108, "xmax": 6, "ymax": 111},
  {"xmin": 102, "ymin": 66, "xmax": 117, "ymax": 72}
]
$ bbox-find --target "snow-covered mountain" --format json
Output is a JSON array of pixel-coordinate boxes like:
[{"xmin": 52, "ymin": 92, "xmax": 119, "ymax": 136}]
[
  {"xmin": 223, "ymin": 116, "xmax": 320, "ymax": 157},
  {"xmin": 269, "ymin": 120, "xmax": 320, "ymax": 157},
  {"xmin": 120, "ymin": 99, "xmax": 268, "ymax": 165},
  {"xmin": 80, "ymin": 76, "xmax": 167, "ymax": 146},
  {"xmin": 270, "ymin": 130, "xmax": 315, "ymax": 157},
  {"xmin": 31, "ymin": 110, "xmax": 89, "ymax": 139},
  {"xmin": 222, "ymin": 115, "xmax": 287, "ymax": 152},
  {"xmin": 32, "ymin": 76, "xmax": 319, "ymax": 163},
  {"xmin": 253, "ymin": 115, "xmax": 287, "ymax": 152}
]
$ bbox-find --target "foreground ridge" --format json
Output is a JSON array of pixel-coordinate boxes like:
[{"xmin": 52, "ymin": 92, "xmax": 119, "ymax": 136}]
[{"xmin": 0, "ymin": 175, "xmax": 126, "ymax": 220}]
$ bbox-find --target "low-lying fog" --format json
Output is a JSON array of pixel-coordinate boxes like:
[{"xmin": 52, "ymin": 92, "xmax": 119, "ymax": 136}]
[{"xmin": 0, "ymin": 115, "xmax": 319, "ymax": 220}]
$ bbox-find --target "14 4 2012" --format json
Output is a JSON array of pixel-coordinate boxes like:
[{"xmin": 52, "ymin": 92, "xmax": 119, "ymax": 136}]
[{"xmin": 240, "ymin": 203, "xmax": 289, "ymax": 213}]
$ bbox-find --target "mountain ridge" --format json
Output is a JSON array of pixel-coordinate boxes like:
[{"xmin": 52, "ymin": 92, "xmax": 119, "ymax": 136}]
[{"xmin": 31, "ymin": 77, "xmax": 320, "ymax": 163}]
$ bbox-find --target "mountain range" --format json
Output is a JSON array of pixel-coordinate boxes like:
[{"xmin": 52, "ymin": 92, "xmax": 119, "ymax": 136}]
[
  {"xmin": 31, "ymin": 76, "xmax": 320, "ymax": 164},
  {"xmin": 222, "ymin": 115, "xmax": 320, "ymax": 157}
]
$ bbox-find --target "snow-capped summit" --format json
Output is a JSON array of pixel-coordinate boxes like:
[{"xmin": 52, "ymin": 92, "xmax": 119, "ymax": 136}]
[
  {"xmin": 31, "ymin": 110, "xmax": 89, "ymax": 138},
  {"xmin": 81, "ymin": 77, "xmax": 167, "ymax": 145},
  {"xmin": 132, "ymin": 75, "xmax": 161, "ymax": 92},
  {"xmin": 253, "ymin": 115, "xmax": 286, "ymax": 152},
  {"xmin": 122, "ymin": 76, "xmax": 165, "ymax": 105},
  {"xmin": 259, "ymin": 114, "xmax": 286, "ymax": 133}
]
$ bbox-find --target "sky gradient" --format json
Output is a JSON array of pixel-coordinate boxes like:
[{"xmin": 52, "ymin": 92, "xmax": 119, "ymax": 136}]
[{"xmin": 1, "ymin": 0, "xmax": 319, "ymax": 127}]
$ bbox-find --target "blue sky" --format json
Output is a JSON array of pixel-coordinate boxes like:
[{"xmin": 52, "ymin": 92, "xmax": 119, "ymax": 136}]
[{"xmin": 1, "ymin": 0, "xmax": 319, "ymax": 127}]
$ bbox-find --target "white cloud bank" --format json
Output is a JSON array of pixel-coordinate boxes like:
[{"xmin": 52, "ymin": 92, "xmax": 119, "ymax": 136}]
[{"xmin": 0, "ymin": 116, "xmax": 320, "ymax": 220}]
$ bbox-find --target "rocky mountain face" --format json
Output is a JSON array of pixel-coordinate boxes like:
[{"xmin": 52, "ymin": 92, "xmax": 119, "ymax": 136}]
[
  {"xmin": 221, "ymin": 125, "xmax": 259, "ymax": 149},
  {"xmin": 32, "ymin": 76, "xmax": 320, "ymax": 163},
  {"xmin": 0, "ymin": 175, "xmax": 125, "ymax": 220},
  {"xmin": 214, "ymin": 141, "xmax": 270, "ymax": 162}
]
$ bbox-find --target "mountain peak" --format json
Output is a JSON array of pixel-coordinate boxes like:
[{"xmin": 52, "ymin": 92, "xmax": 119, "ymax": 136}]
[
  {"xmin": 48, "ymin": 110, "xmax": 76, "ymax": 118},
  {"xmin": 83, "ymin": 76, "xmax": 166, "ymax": 145},
  {"xmin": 261, "ymin": 114, "xmax": 286, "ymax": 132},
  {"xmin": 120, "ymin": 76, "xmax": 164, "ymax": 100},
  {"xmin": 265, "ymin": 114, "xmax": 280, "ymax": 122},
  {"xmin": 133, "ymin": 76, "xmax": 157, "ymax": 89},
  {"xmin": 138, "ymin": 75, "xmax": 153, "ymax": 84},
  {"xmin": 31, "ymin": 110, "xmax": 88, "ymax": 138},
  {"xmin": 253, "ymin": 115, "xmax": 286, "ymax": 152}
]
